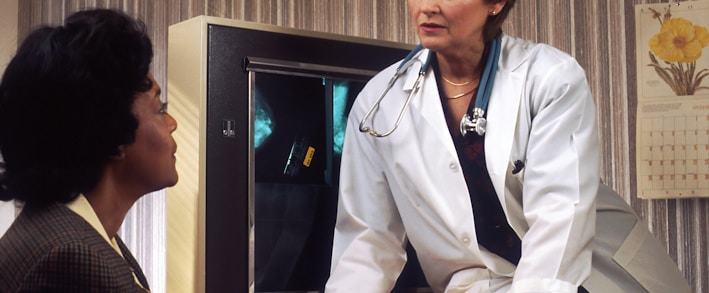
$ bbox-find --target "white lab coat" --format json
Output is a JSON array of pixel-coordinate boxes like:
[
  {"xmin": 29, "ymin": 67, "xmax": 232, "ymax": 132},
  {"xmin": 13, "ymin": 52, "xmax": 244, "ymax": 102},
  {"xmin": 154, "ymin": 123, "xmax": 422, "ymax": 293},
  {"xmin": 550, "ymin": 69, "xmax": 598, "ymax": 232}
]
[{"xmin": 326, "ymin": 35, "xmax": 690, "ymax": 293}]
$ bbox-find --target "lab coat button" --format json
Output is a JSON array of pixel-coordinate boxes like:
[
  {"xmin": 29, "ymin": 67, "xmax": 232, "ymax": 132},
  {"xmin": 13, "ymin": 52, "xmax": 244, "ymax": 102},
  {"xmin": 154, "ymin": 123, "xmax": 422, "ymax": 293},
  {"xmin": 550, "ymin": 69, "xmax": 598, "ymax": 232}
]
[
  {"xmin": 462, "ymin": 236, "xmax": 470, "ymax": 245},
  {"xmin": 449, "ymin": 162, "xmax": 458, "ymax": 171}
]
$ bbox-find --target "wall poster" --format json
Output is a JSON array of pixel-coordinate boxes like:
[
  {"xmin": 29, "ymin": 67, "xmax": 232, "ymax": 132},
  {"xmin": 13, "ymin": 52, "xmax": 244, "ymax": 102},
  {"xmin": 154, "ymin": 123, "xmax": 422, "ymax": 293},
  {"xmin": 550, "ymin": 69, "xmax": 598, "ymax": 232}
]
[{"xmin": 635, "ymin": 1, "xmax": 709, "ymax": 199}]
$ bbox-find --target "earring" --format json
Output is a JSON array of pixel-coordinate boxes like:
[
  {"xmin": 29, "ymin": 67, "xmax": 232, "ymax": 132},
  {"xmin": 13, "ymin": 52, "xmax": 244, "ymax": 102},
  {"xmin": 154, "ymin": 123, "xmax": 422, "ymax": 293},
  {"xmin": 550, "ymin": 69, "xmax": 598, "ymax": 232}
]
[{"xmin": 490, "ymin": 10, "xmax": 498, "ymax": 15}]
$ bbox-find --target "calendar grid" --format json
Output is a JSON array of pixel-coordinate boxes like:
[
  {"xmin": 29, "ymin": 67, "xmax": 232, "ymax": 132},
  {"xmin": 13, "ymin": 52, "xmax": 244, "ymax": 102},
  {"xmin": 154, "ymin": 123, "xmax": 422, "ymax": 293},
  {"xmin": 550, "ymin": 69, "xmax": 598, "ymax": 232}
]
[{"xmin": 638, "ymin": 112, "xmax": 709, "ymax": 198}]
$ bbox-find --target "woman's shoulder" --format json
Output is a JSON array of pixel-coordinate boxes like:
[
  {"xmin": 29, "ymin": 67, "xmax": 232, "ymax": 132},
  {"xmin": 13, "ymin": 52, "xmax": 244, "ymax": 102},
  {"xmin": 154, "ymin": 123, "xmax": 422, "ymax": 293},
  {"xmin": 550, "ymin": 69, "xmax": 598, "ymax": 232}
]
[
  {"xmin": 501, "ymin": 35, "xmax": 579, "ymax": 70},
  {"xmin": 0, "ymin": 204, "xmax": 135, "ymax": 292},
  {"xmin": 357, "ymin": 58, "xmax": 405, "ymax": 97},
  {"xmin": 0, "ymin": 203, "xmax": 109, "ymax": 262},
  {"xmin": 2, "ymin": 240, "xmax": 137, "ymax": 292}
]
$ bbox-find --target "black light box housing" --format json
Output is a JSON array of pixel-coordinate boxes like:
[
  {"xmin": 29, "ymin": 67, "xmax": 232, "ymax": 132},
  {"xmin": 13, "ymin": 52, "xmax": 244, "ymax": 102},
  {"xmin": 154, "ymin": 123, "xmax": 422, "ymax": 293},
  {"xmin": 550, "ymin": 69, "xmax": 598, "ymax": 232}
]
[{"xmin": 168, "ymin": 16, "xmax": 428, "ymax": 293}]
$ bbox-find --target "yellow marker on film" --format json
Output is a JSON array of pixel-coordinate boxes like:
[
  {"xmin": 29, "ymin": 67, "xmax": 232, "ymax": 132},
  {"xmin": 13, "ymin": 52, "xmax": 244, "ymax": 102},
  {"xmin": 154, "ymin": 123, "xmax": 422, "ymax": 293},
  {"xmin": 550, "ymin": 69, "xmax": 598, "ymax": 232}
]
[{"xmin": 303, "ymin": 146, "xmax": 315, "ymax": 167}]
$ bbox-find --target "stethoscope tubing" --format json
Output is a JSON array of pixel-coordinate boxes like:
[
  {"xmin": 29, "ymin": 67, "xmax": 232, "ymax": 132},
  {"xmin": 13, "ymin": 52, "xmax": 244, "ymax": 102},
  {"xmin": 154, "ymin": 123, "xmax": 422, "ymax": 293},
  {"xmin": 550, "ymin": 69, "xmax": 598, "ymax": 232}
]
[
  {"xmin": 359, "ymin": 36, "xmax": 500, "ymax": 138},
  {"xmin": 358, "ymin": 45, "xmax": 429, "ymax": 137}
]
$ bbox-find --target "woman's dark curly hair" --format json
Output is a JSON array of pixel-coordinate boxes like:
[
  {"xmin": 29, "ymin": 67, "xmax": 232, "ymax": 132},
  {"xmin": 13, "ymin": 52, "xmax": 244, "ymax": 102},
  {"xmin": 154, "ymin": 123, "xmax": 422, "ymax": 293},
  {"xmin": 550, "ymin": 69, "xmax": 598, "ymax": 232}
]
[{"xmin": 0, "ymin": 9, "xmax": 153, "ymax": 207}]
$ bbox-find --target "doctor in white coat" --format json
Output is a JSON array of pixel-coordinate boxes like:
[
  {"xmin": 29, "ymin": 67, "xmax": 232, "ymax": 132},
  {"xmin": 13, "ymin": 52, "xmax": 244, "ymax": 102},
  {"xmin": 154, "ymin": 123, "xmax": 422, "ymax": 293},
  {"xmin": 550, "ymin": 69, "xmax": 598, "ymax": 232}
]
[{"xmin": 325, "ymin": 0, "xmax": 691, "ymax": 292}]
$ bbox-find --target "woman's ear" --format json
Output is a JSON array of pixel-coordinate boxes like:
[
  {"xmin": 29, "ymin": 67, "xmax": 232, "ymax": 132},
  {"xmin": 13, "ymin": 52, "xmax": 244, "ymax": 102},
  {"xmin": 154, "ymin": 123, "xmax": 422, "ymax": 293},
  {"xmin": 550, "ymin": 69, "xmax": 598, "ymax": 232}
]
[
  {"xmin": 492, "ymin": 1, "xmax": 506, "ymax": 14},
  {"xmin": 114, "ymin": 145, "xmax": 127, "ymax": 160}
]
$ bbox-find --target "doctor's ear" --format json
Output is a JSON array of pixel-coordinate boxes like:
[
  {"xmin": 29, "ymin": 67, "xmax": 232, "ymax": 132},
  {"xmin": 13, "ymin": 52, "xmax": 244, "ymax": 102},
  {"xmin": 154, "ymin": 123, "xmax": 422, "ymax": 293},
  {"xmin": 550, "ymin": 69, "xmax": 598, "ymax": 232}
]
[{"xmin": 490, "ymin": 1, "xmax": 507, "ymax": 15}]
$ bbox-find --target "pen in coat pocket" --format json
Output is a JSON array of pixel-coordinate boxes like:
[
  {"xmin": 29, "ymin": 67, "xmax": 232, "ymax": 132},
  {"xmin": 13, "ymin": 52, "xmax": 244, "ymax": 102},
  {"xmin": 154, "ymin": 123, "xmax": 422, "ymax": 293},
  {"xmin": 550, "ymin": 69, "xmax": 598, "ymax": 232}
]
[{"xmin": 512, "ymin": 160, "xmax": 524, "ymax": 174}]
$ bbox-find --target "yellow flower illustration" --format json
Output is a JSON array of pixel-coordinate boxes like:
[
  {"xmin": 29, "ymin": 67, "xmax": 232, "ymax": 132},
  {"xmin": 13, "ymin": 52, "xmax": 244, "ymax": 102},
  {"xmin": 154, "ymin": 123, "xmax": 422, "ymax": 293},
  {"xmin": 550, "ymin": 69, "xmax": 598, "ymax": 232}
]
[
  {"xmin": 696, "ymin": 25, "xmax": 709, "ymax": 47},
  {"xmin": 646, "ymin": 6, "xmax": 709, "ymax": 96},
  {"xmin": 649, "ymin": 18, "xmax": 706, "ymax": 63}
]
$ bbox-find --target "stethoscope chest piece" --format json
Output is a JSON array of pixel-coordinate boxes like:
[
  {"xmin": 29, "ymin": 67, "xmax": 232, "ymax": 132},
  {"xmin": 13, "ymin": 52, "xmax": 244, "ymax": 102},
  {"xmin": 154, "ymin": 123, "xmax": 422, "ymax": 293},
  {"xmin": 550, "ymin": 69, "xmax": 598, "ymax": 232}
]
[
  {"xmin": 460, "ymin": 108, "xmax": 486, "ymax": 136},
  {"xmin": 458, "ymin": 34, "xmax": 501, "ymax": 137}
]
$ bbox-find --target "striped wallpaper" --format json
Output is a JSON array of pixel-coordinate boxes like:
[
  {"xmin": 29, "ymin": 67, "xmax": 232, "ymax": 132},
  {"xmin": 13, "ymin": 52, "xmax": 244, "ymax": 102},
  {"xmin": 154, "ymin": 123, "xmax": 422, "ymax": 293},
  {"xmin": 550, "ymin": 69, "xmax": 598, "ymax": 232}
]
[{"xmin": 15, "ymin": 0, "xmax": 707, "ymax": 292}]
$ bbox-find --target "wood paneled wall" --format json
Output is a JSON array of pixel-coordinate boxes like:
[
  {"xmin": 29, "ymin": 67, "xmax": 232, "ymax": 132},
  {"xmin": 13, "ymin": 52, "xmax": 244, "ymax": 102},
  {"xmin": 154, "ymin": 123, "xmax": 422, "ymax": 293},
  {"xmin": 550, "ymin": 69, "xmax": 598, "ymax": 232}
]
[{"xmin": 16, "ymin": 0, "xmax": 707, "ymax": 292}]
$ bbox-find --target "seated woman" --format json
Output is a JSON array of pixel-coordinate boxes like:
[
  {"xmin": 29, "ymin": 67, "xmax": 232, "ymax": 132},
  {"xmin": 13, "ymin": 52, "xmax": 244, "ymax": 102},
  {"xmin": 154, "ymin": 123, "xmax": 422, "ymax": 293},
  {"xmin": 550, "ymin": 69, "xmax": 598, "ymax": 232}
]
[{"xmin": 0, "ymin": 9, "xmax": 177, "ymax": 292}]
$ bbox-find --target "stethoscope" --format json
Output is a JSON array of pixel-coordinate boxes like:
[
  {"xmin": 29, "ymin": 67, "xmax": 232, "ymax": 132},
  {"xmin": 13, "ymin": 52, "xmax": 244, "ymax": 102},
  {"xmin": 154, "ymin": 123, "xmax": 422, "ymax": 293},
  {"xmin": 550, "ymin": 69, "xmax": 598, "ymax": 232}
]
[{"xmin": 359, "ymin": 36, "xmax": 501, "ymax": 138}]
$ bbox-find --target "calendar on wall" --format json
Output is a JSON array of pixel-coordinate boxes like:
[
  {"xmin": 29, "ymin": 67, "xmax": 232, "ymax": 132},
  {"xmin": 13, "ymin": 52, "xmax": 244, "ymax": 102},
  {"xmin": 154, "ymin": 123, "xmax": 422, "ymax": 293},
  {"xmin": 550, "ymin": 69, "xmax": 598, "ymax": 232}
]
[{"xmin": 635, "ymin": 1, "xmax": 709, "ymax": 199}]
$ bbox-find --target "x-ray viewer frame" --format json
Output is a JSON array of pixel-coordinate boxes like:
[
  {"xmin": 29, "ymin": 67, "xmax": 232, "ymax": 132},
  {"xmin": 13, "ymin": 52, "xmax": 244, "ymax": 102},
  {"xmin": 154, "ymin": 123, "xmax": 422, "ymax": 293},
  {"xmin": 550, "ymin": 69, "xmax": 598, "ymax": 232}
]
[{"xmin": 167, "ymin": 15, "xmax": 425, "ymax": 293}]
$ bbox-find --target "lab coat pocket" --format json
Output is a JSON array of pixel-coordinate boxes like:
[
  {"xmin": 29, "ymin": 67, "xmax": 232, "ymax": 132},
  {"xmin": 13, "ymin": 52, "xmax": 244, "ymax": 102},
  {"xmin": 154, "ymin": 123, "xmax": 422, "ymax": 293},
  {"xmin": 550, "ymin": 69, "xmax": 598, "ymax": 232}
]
[
  {"xmin": 510, "ymin": 160, "xmax": 525, "ymax": 175},
  {"xmin": 506, "ymin": 159, "xmax": 525, "ymax": 191},
  {"xmin": 504, "ymin": 159, "xmax": 525, "ymax": 209}
]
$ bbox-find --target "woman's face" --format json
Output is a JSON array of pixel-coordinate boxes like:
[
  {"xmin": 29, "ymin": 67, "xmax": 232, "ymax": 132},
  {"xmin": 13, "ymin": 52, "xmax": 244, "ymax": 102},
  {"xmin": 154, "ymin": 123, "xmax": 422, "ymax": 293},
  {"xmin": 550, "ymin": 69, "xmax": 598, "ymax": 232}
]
[
  {"xmin": 119, "ymin": 73, "xmax": 178, "ymax": 194},
  {"xmin": 408, "ymin": 0, "xmax": 505, "ymax": 53}
]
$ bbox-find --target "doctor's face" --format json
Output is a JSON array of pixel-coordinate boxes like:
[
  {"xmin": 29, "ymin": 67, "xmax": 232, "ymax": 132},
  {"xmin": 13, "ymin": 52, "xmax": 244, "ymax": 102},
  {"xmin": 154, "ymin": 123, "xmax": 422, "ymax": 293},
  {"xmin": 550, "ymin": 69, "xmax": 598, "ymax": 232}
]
[{"xmin": 408, "ymin": 0, "xmax": 506, "ymax": 53}]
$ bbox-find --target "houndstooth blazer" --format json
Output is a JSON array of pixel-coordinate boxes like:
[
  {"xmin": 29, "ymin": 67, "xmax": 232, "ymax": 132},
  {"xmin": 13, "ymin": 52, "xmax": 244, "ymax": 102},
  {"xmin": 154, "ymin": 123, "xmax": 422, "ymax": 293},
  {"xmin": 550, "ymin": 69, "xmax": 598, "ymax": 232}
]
[{"xmin": 0, "ymin": 202, "xmax": 150, "ymax": 292}]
